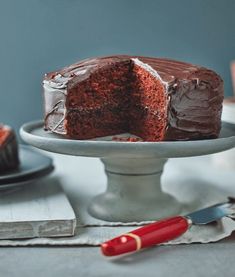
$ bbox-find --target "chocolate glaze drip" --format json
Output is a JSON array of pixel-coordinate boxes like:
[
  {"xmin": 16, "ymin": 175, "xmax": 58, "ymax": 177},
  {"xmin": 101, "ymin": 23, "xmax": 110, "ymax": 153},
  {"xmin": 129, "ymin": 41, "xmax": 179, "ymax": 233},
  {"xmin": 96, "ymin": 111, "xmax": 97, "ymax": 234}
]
[{"xmin": 43, "ymin": 55, "xmax": 223, "ymax": 141}]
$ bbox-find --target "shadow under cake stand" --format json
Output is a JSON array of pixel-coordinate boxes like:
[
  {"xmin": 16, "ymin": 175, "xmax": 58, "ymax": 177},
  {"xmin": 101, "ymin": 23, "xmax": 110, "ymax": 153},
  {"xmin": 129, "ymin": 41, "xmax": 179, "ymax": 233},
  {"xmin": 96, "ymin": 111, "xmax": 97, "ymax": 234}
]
[{"xmin": 20, "ymin": 120, "xmax": 235, "ymax": 222}]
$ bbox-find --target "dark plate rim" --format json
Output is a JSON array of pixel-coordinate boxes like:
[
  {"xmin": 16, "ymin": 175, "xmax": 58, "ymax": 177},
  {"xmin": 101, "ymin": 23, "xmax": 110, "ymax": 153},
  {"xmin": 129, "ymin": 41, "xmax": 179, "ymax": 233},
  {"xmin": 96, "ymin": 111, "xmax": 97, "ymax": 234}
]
[{"xmin": 0, "ymin": 145, "xmax": 54, "ymax": 185}]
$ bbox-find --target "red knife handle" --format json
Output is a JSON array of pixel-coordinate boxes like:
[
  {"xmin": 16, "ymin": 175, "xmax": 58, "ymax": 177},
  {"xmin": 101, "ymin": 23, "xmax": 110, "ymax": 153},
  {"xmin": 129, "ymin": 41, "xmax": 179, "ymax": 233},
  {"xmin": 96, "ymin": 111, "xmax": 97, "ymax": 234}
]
[{"xmin": 101, "ymin": 216, "xmax": 191, "ymax": 256}]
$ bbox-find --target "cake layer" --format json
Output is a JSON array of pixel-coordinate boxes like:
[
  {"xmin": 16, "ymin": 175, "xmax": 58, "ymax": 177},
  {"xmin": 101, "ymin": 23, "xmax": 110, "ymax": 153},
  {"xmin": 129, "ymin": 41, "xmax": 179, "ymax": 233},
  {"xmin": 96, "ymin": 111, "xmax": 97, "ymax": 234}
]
[
  {"xmin": 65, "ymin": 105, "xmax": 129, "ymax": 139},
  {"xmin": 43, "ymin": 55, "xmax": 223, "ymax": 141},
  {"xmin": 66, "ymin": 60, "xmax": 132, "ymax": 109}
]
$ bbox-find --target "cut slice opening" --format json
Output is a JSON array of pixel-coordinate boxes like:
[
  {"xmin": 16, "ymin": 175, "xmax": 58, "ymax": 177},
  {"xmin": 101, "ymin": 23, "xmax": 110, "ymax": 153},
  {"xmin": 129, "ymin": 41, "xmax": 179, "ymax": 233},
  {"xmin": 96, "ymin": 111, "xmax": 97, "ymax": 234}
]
[{"xmin": 65, "ymin": 59, "xmax": 168, "ymax": 141}]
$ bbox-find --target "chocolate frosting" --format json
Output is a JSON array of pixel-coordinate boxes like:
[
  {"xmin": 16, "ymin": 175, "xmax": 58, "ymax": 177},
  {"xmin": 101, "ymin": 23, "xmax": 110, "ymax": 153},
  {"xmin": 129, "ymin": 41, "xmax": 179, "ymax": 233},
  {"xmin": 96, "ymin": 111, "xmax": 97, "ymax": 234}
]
[{"xmin": 43, "ymin": 55, "xmax": 223, "ymax": 140}]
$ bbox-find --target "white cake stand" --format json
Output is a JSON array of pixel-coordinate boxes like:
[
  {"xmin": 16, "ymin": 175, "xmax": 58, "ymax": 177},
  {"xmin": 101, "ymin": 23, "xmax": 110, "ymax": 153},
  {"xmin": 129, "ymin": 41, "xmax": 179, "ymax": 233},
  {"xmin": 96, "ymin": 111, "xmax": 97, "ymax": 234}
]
[{"xmin": 20, "ymin": 120, "xmax": 235, "ymax": 222}]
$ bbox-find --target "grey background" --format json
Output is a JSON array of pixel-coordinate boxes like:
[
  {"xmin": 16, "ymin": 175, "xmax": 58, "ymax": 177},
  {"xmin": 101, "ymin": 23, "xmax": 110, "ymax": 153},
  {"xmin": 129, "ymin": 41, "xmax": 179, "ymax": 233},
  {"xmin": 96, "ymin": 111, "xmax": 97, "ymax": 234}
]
[{"xmin": 0, "ymin": 0, "xmax": 235, "ymax": 132}]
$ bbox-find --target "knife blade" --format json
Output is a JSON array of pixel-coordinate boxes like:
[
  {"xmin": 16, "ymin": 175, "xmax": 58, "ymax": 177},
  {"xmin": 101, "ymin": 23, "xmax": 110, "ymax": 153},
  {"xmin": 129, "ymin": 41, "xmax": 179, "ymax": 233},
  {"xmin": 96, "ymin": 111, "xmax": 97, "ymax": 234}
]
[{"xmin": 101, "ymin": 197, "xmax": 235, "ymax": 257}]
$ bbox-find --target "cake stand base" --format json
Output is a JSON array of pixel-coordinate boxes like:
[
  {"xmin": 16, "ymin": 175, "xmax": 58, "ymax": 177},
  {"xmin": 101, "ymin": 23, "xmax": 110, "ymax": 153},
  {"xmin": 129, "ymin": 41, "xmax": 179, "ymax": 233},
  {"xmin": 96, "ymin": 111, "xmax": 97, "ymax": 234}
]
[{"xmin": 88, "ymin": 157, "xmax": 182, "ymax": 222}]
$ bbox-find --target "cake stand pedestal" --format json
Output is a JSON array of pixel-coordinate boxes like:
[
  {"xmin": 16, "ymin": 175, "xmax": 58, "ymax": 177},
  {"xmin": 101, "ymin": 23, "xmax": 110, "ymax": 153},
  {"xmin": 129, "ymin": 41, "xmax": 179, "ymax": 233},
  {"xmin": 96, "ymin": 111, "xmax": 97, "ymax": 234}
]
[
  {"xmin": 89, "ymin": 157, "xmax": 180, "ymax": 221},
  {"xmin": 20, "ymin": 120, "xmax": 235, "ymax": 222}
]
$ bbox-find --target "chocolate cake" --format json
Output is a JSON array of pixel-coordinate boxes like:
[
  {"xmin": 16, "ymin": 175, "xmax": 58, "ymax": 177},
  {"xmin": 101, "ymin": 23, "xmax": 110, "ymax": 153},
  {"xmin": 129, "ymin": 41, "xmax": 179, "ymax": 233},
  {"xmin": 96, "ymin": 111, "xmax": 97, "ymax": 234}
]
[
  {"xmin": 43, "ymin": 55, "xmax": 224, "ymax": 141},
  {"xmin": 0, "ymin": 125, "xmax": 19, "ymax": 173}
]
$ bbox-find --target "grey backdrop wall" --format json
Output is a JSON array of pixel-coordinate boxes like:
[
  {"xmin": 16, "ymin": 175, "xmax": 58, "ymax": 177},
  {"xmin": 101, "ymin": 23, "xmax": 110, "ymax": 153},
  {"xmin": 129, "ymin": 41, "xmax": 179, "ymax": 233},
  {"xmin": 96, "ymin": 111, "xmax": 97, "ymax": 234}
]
[{"xmin": 0, "ymin": 0, "xmax": 235, "ymax": 132}]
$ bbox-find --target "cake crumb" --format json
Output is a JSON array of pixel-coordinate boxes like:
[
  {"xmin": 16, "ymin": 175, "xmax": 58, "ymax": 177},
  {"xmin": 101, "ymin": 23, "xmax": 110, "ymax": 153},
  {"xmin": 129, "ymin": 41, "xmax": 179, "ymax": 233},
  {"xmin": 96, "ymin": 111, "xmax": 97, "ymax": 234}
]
[{"xmin": 112, "ymin": 136, "xmax": 143, "ymax": 142}]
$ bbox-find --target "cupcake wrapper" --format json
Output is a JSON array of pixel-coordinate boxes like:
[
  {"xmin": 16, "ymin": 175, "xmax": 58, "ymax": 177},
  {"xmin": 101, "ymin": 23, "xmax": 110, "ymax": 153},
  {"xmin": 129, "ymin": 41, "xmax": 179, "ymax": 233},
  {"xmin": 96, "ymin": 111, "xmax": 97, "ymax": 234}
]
[{"xmin": 0, "ymin": 134, "xmax": 19, "ymax": 173}]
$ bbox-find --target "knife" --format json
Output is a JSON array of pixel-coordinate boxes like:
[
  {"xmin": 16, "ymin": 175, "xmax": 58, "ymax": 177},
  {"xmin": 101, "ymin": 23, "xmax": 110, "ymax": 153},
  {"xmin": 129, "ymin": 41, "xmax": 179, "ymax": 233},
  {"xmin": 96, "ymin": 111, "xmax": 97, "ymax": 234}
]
[{"xmin": 101, "ymin": 197, "xmax": 235, "ymax": 256}]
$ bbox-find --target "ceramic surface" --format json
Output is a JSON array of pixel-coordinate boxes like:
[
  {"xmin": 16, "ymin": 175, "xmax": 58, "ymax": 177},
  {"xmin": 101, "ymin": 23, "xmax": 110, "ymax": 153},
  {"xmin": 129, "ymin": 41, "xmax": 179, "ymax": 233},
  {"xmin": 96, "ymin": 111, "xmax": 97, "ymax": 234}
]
[
  {"xmin": 19, "ymin": 120, "xmax": 235, "ymax": 221},
  {"xmin": 20, "ymin": 121, "xmax": 235, "ymax": 159}
]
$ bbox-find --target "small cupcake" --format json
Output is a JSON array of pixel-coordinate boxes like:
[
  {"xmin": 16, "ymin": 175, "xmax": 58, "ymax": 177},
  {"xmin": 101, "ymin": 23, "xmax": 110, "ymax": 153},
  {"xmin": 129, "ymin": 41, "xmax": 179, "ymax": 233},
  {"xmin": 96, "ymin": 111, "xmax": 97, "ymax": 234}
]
[{"xmin": 0, "ymin": 124, "xmax": 19, "ymax": 173}]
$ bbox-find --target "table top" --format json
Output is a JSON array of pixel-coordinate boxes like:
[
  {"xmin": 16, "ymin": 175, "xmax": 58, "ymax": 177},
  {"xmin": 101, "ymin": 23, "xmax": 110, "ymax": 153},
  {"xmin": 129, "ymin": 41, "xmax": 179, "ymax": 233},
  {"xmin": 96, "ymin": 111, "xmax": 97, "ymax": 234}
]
[
  {"xmin": 0, "ymin": 236, "xmax": 235, "ymax": 277},
  {"xmin": 1, "ymin": 149, "xmax": 235, "ymax": 276}
]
